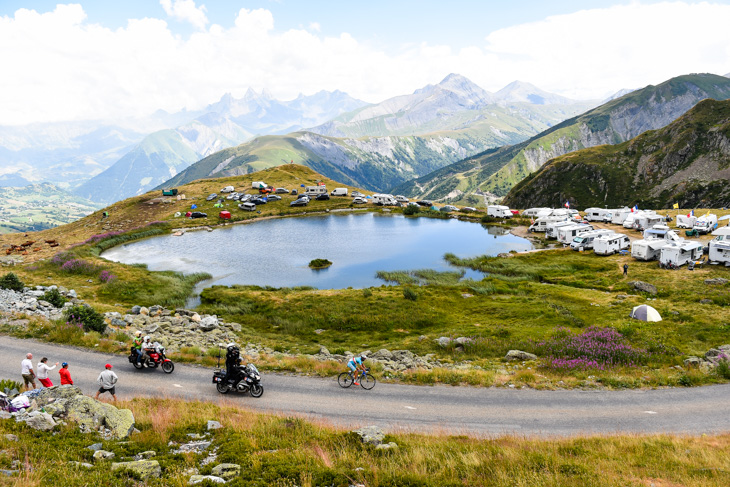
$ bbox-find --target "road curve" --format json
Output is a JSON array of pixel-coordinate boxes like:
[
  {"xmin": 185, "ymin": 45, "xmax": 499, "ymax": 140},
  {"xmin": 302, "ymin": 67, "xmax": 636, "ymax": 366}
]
[{"xmin": 2, "ymin": 335, "xmax": 729, "ymax": 437}]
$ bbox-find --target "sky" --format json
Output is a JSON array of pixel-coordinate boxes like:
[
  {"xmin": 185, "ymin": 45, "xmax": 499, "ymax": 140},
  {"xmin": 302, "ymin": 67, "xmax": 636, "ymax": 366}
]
[{"xmin": 1, "ymin": 0, "xmax": 729, "ymax": 125}]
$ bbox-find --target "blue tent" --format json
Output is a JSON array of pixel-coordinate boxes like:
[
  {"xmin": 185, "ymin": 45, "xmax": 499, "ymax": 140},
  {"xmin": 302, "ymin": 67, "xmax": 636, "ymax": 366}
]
[{"xmin": 191, "ymin": 204, "xmax": 197, "ymax": 209}]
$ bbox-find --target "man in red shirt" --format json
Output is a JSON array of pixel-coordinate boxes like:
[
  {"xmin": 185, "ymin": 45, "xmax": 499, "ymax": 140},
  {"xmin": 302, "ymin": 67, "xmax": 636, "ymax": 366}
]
[{"xmin": 59, "ymin": 362, "xmax": 73, "ymax": 385}]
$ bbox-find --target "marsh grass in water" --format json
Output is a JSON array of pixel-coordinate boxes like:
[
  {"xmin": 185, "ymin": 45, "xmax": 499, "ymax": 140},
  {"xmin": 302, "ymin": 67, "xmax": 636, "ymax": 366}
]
[{"xmin": 1, "ymin": 397, "xmax": 730, "ymax": 486}]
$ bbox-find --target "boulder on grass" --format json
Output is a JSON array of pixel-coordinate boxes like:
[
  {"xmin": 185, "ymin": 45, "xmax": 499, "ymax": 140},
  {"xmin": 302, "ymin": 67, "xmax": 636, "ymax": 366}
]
[
  {"xmin": 111, "ymin": 460, "xmax": 161, "ymax": 480},
  {"xmin": 505, "ymin": 350, "xmax": 537, "ymax": 361}
]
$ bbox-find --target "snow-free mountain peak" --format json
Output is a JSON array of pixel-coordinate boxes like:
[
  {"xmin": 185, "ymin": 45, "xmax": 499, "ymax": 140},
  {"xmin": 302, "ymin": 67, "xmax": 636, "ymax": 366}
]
[{"xmin": 494, "ymin": 80, "xmax": 577, "ymax": 105}]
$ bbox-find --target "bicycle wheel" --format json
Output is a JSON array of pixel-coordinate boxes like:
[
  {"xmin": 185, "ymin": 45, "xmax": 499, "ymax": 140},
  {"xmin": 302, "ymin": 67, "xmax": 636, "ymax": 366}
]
[
  {"xmin": 338, "ymin": 372, "xmax": 354, "ymax": 388},
  {"xmin": 360, "ymin": 374, "xmax": 376, "ymax": 390}
]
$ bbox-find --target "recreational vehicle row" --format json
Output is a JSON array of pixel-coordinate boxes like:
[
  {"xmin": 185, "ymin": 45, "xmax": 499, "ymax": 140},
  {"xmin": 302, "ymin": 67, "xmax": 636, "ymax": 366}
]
[{"xmin": 569, "ymin": 229, "xmax": 615, "ymax": 251}]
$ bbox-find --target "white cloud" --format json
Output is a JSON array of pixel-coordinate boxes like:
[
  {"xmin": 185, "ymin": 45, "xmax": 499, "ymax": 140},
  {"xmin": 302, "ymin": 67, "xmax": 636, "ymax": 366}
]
[
  {"xmin": 160, "ymin": 0, "xmax": 208, "ymax": 31},
  {"xmin": 0, "ymin": 2, "xmax": 729, "ymax": 125}
]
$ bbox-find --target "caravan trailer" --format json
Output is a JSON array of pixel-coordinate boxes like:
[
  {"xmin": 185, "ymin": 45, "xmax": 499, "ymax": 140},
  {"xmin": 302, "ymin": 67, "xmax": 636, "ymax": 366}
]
[
  {"xmin": 305, "ymin": 185, "xmax": 328, "ymax": 197},
  {"xmin": 523, "ymin": 208, "xmax": 551, "ymax": 217},
  {"xmin": 569, "ymin": 229, "xmax": 615, "ymax": 251},
  {"xmin": 709, "ymin": 236, "xmax": 730, "ymax": 265},
  {"xmin": 584, "ymin": 208, "xmax": 612, "ymax": 222},
  {"xmin": 594, "ymin": 233, "xmax": 631, "ymax": 255},
  {"xmin": 487, "ymin": 205, "xmax": 513, "ymax": 218},
  {"xmin": 372, "ymin": 194, "xmax": 398, "ymax": 205},
  {"xmin": 631, "ymin": 229, "xmax": 681, "ymax": 261},
  {"xmin": 611, "ymin": 207, "xmax": 632, "ymax": 225},
  {"xmin": 557, "ymin": 224, "xmax": 594, "ymax": 245},
  {"xmin": 529, "ymin": 215, "xmax": 569, "ymax": 233},
  {"xmin": 659, "ymin": 241, "xmax": 704, "ymax": 267},
  {"xmin": 675, "ymin": 214, "xmax": 697, "ymax": 229},
  {"xmin": 545, "ymin": 221, "xmax": 576, "ymax": 239},
  {"xmin": 693, "ymin": 214, "xmax": 718, "ymax": 234},
  {"xmin": 633, "ymin": 213, "xmax": 664, "ymax": 232}
]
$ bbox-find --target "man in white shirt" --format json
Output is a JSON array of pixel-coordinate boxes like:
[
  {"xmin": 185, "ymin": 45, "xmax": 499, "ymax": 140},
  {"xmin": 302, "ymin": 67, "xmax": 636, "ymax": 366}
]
[
  {"xmin": 20, "ymin": 353, "xmax": 36, "ymax": 391},
  {"xmin": 94, "ymin": 363, "xmax": 118, "ymax": 401}
]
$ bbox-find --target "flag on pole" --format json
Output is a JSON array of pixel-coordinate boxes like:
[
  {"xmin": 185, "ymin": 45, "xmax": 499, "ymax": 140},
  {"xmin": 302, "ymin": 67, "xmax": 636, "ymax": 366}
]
[
  {"xmin": 564, "ymin": 201, "xmax": 570, "ymax": 208},
  {"xmin": 673, "ymin": 203, "xmax": 679, "ymax": 209},
  {"xmin": 631, "ymin": 205, "xmax": 638, "ymax": 212},
  {"xmin": 689, "ymin": 209, "xmax": 694, "ymax": 217}
]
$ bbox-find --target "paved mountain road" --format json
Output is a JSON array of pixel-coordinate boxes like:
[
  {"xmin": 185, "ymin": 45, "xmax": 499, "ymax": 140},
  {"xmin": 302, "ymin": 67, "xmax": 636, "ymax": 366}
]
[{"xmin": 2, "ymin": 336, "xmax": 729, "ymax": 437}]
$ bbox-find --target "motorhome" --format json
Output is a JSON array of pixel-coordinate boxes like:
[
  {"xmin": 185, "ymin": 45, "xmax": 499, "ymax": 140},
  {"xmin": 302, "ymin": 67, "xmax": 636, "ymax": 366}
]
[
  {"xmin": 372, "ymin": 193, "xmax": 398, "ymax": 206},
  {"xmin": 675, "ymin": 214, "xmax": 697, "ymax": 229},
  {"xmin": 305, "ymin": 185, "xmax": 328, "ymax": 197},
  {"xmin": 251, "ymin": 181, "xmax": 266, "ymax": 189},
  {"xmin": 523, "ymin": 208, "xmax": 551, "ymax": 217},
  {"xmin": 631, "ymin": 229, "xmax": 681, "ymax": 261},
  {"xmin": 529, "ymin": 215, "xmax": 569, "ymax": 233},
  {"xmin": 584, "ymin": 208, "xmax": 612, "ymax": 222},
  {"xmin": 709, "ymin": 236, "xmax": 730, "ymax": 265},
  {"xmin": 693, "ymin": 214, "xmax": 718, "ymax": 234},
  {"xmin": 487, "ymin": 205, "xmax": 513, "ymax": 218},
  {"xmin": 611, "ymin": 207, "xmax": 632, "ymax": 225},
  {"xmin": 632, "ymin": 213, "xmax": 664, "ymax": 231},
  {"xmin": 594, "ymin": 233, "xmax": 631, "ymax": 255},
  {"xmin": 659, "ymin": 241, "xmax": 704, "ymax": 267},
  {"xmin": 570, "ymin": 229, "xmax": 615, "ymax": 251},
  {"xmin": 545, "ymin": 221, "xmax": 576, "ymax": 239},
  {"xmin": 331, "ymin": 188, "xmax": 348, "ymax": 196},
  {"xmin": 557, "ymin": 224, "xmax": 594, "ymax": 245}
]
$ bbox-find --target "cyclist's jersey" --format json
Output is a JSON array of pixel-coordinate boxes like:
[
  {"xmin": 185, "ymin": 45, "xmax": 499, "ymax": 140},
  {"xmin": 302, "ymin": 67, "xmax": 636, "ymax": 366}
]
[{"xmin": 348, "ymin": 356, "xmax": 363, "ymax": 367}]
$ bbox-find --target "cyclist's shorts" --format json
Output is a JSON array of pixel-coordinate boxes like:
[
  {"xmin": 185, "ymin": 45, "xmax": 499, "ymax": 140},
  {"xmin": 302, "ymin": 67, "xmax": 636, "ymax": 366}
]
[{"xmin": 347, "ymin": 361, "xmax": 357, "ymax": 372}]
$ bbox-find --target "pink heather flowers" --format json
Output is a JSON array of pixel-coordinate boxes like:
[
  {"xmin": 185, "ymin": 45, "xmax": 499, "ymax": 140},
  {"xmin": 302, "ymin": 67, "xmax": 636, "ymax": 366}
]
[
  {"xmin": 59, "ymin": 258, "xmax": 98, "ymax": 275},
  {"xmin": 99, "ymin": 270, "xmax": 117, "ymax": 283},
  {"xmin": 533, "ymin": 326, "xmax": 649, "ymax": 371}
]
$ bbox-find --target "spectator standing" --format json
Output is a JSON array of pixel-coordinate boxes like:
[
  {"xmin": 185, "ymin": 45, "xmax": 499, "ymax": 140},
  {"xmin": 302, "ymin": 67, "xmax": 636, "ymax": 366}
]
[
  {"xmin": 59, "ymin": 362, "xmax": 73, "ymax": 385},
  {"xmin": 36, "ymin": 357, "xmax": 59, "ymax": 388},
  {"xmin": 94, "ymin": 364, "xmax": 118, "ymax": 401},
  {"xmin": 20, "ymin": 353, "xmax": 36, "ymax": 391},
  {"xmin": 623, "ymin": 263, "xmax": 629, "ymax": 276}
]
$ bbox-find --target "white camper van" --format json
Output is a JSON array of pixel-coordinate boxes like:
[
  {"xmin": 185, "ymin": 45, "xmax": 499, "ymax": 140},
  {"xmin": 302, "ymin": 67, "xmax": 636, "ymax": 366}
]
[
  {"xmin": 570, "ymin": 229, "xmax": 615, "ymax": 251},
  {"xmin": 557, "ymin": 224, "xmax": 594, "ymax": 245},
  {"xmin": 251, "ymin": 181, "xmax": 267, "ymax": 189},
  {"xmin": 372, "ymin": 194, "xmax": 398, "ymax": 206},
  {"xmin": 693, "ymin": 214, "xmax": 718, "ymax": 234},
  {"xmin": 709, "ymin": 236, "xmax": 730, "ymax": 265},
  {"xmin": 529, "ymin": 215, "xmax": 569, "ymax": 233},
  {"xmin": 584, "ymin": 208, "xmax": 612, "ymax": 222},
  {"xmin": 633, "ymin": 213, "xmax": 664, "ymax": 231},
  {"xmin": 594, "ymin": 234, "xmax": 631, "ymax": 255},
  {"xmin": 523, "ymin": 208, "xmax": 551, "ymax": 217},
  {"xmin": 487, "ymin": 205, "xmax": 513, "ymax": 218},
  {"xmin": 611, "ymin": 207, "xmax": 632, "ymax": 225},
  {"xmin": 331, "ymin": 188, "xmax": 348, "ymax": 196},
  {"xmin": 675, "ymin": 214, "xmax": 697, "ymax": 229},
  {"xmin": 631, "ymin": 228, "xmax": 681, "ymax": 261},
  {"xmin": 659, "ymin": 241, "xmax": 704, "ymax": 267},
  {"xmin": 305, "ymin": 185, "xmax": 328, "ymax": 197},
  {"xmin": 545, "ymin": 221, "xmax": 576, "ymax": 239}
]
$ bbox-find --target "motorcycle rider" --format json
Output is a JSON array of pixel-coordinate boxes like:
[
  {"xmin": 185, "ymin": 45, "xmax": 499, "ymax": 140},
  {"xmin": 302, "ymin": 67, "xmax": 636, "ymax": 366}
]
[
  {"xmin": 132, "ymin": 331, "xmax": 144, "ymax": 365},
  {"xmin": 224, "ymin": 343, "xmax": 244, "ymax": 384},
  {"xmin": 141, "ymin": 335, "xmax": 154, "ymax": 366}
]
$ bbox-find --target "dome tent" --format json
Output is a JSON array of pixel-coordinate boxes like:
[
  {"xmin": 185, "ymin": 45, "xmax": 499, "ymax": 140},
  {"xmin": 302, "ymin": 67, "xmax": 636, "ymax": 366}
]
[{"xmin": 630, "ymin": 304, "xmax": 662, "ymax": 322}]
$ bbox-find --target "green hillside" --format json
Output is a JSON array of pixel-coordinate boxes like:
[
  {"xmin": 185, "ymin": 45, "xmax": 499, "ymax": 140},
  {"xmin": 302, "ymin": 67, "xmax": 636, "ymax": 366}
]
[
  {"xmin": 504, "ymin": 98, "xmax": 730, "ymax": 208},
  {"xmin": 392, "ymin": 73, "xmax": 730, "ymax": 205}
]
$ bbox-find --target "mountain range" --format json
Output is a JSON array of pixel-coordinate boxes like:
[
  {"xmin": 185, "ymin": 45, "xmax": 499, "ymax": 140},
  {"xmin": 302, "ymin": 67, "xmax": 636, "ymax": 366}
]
[
  {"xmin": 160, "ymin": 75, "xmax": 597, "ymax": 192},
  {"xmin": 391, "ymin": 73, "xmax": 730, "ymax": 205},
  {"xmin": 504, "ymin": 98, "xmax": 730, "ymax": 209}
]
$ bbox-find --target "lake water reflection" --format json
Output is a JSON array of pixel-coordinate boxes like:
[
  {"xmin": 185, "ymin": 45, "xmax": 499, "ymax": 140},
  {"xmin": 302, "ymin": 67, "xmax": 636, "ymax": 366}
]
[{"xmin": 101, "ymin": 212, "xmax": 533, "ymax": 290}]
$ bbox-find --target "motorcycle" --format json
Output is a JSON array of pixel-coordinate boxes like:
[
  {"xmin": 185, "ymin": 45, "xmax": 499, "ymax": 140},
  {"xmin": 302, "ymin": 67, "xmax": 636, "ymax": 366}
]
[
  {"xmin": 128, "ymin": 342, "xmax": 174, "ymax": 373},
  {"xmin": 212, "ymin": 363, "xmax": 263, "ymax": 397}
]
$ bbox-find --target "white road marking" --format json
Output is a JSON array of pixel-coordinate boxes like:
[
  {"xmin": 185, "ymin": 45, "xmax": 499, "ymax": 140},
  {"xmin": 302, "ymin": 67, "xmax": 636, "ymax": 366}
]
[
  {"xmin": 405, "ymin": 406, "xmax": 416, "ymax": 410},
  {"xmin": 173, "ymin": 384, "xmax": 183, "ymax": 388},
  {"xmin": 644, "ymin": 411, "xmax": 657, "ymax": 414}
]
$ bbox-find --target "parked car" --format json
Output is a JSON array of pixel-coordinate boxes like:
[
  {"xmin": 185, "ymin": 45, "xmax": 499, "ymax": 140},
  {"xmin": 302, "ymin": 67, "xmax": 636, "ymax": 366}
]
[
  {"xmin": 226, "ymin": 192, "xmax": 239, "ymax": 200},
  {"xmin": 395, "ymin": 195, "xmax": 409, "ymax": 203},
  {"xmin": 461, "ymin": 207, "xmax": 477, "ymax": 212},
  {"xmin": 274, "ymin": 188, "xmax": 289, "ymax": 194},
  {"xmin": 316, "ymin": 193, "xmax": 330, "ymax": 201},
  {"xmin": 291, "ymin": 189, "xmax": 298, "ymax": 196},
  {"xmin": 221, "ymin": 186, "xmax": 235, "ymax": 193},
  {"xmin": 251, "ymin": 197, "xmax": 268, "ymax": 205},
  {"xmin": 440, "ymin": 205, "xmax": 458, "ymax": 212},
  {"xmin": 239, "ymin": 194, "xmax": 252, "ymax": 202},
  {"xmin": 239, "ymin": 202, "xmax": 256, "ymax": 211},
  {"xmin": 206, "ymin": 193, "xmax": 218, "ymax": 201},
  {"xmin": 351, "ymin": 191, "xmax": 365, "ymax": 197},
  {"xmin": 267, "ymin": 194, "xmax": 282, "ymax": 201},
  {"xmin": 407, "ymin": 201, "xmax": 419, "ymax": 207},
  {"xmin": 416, "ymin": 200, "xmax": 432, "ymax": 207},
  {"xmin": 290, "ymin": 198, "xmax": 309, "ymax": 207},
  {"xmin": 352, "ymin": 196, "xmax": 366, "ymax": 204},
  {"xmin": 190, "ymin": 212, "xmax": 207, "ymax": 218}
]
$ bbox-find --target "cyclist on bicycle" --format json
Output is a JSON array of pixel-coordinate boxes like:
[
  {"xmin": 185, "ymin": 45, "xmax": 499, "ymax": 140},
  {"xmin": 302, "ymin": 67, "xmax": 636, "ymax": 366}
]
[{"xmin": 347, "ymin": 354, "xmax": 367, "ymax": 386}]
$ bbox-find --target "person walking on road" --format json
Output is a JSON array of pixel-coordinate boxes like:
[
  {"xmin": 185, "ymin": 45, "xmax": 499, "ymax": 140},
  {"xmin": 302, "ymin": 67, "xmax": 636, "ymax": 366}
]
[
  {"xmin": 94, "ymin": 364, "xmax": 118, "ymax": 401},
  {"xmin": 623, "ymin": 263, "xmax": 629, "ymax": 276},
  {"xmin": 21, "ymin": 353, "xmax": 36, "ymax": 391},
  {"xmin": 36, "ymin": 357, "xmax": 59, "ymax": 388},
  {"xmin": 59, "ymin": 362, "xmax": 73, "ymax": 385}
]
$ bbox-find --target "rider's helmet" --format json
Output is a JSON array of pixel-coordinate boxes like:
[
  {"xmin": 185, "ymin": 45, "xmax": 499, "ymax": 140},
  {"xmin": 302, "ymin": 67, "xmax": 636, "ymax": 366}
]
[
  {"xmin": 135, "ymin": 331, "xmax": 141, "ymax": 337},
  {"xmin": 144, "ymin": 335, "xmax": 150, "ymax": 341},
  {"xmin": 227, "ymin": 343, "xmax": 239, "ymax": 352}
]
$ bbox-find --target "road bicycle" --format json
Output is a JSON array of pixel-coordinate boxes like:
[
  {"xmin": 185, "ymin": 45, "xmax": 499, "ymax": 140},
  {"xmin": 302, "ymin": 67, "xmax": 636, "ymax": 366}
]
[{"xmin": 338, "ymin": 367, "xmax": 376, "ymax": 390}]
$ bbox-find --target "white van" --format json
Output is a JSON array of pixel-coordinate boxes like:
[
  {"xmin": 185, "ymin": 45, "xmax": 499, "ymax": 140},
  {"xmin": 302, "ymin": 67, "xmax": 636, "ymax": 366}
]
[
  {"xmin": 584, "ymin": 208, "xmax": 611, "ymax": 222},
  {"xmin": 659, "ymin": 241, "xmax": 704, "ymax": 267},
  {"xmin": 523, "ymin": 208, "xmax": 551, "ymax": 217},
  {"xmin": 693, "ymin": 214, "xmax": 718, "ymax": 234},
  {"xmin": 594, "ymin": 234, "xmax": 631, "ymax": 255},
  {"xmin": 610, "ymin": 208, "xmax": 632, "ymax": 225},
  {"xmin": 252, "ymin": 181, "xmax": 266, "ymax": 189},
  {"xmin": 557, "ymin": 224, "xmax": 594, "ymax": 245},
  {"xmin": 570, "ymin": 229, "xmax": 615, "ymax": 251},
  {"xmin": 239, "ymin": 202, "xmax": 256, "ymax": 212},
  {"xmin": 545, "ymin": 221, "xmax": 576, "ymax": 239},
  {"xmin": 372, "ymin": 194, "xmax": 398, "ymax": 206},
  {"xmin": 530, "ymin": 215, "xmax": 569, "ymax": 233},
  {"xmin": 675, "ymin": 214, "xmax": 696, "ymax": 229},
  {"xmin": 331, "ymin": 188, "xmax": 348, "ymax": 196},
  {"xmin": 487, "ymin": 205, "xmax": 513, "ymax": 218},
  {"xmin": 305, "ymin": 185, "xmax": 328, "ymax": 197},
  {"xmin": 633, "ymin": 213, "xmax": 664, "ymax": 231}
]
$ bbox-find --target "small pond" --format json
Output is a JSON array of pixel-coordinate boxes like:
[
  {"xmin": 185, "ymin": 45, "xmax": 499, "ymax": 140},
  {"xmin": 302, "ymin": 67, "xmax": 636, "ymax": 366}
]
[{"xmin": 102, "ymin": 212, "xmax": 533, "ymax": 291}]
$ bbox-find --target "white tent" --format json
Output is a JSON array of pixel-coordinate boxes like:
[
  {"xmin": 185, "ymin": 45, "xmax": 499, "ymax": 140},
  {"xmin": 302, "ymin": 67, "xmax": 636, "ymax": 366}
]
[{"xmin": 630, "ymin": 304, "xmax": 662, "ymax": 322}]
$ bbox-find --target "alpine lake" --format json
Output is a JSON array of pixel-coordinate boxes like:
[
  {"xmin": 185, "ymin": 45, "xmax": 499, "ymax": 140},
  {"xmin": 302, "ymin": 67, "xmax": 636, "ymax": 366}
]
[{"xmin": 101, "ymin": 212, "xmax": 533, "ymax": 299}]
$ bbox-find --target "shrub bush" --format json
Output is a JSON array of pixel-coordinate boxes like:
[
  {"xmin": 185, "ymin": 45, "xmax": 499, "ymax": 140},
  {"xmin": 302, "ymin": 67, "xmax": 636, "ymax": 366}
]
[
  {"xmin": 42, "ymin": 288, "xmax": 67, "ymax": 308},
  {"xmin": 308, "ymin": 258, "xmax": 332, "ymax": 269},
  {"xmin": 362, "ymin": 288, "xmax": 373, "ymax": 298},
  {"xmin": 716, "ymin": 355, "xmax": 730, "ymax": 380},
  {"xmin": 64, "ymin": 304, "xmax": 106, "ymax": 333},
  {"xmin": 0, "ymin": 272, "xmax": 24, "ymax": 291},
  {"xmin": 403, "ymin": 205, "xmax": 420, "ymax": 216},
  {"xmin": 403, "ymin": 287, "xmax": 418, "ymax": 301}
]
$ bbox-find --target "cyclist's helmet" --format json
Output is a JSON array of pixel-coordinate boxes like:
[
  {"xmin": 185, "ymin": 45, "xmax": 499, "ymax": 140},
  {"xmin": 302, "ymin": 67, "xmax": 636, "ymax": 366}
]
[{"xmin": 360, "ymin": 354, "xmax": 367, "ymax": 360}]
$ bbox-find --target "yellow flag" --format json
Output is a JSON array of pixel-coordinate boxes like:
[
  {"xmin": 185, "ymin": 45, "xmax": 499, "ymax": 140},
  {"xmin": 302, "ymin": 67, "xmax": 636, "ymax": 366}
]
[{"xmin": 673, "ymin": 203, "xmax": 679, "ymax": 209}]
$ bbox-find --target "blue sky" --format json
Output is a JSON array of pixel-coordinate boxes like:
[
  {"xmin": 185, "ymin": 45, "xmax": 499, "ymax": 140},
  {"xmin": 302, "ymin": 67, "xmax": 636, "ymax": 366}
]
[{"xmin": 1, "ymin": 1, "xmax": 729, "ymax": 124}]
